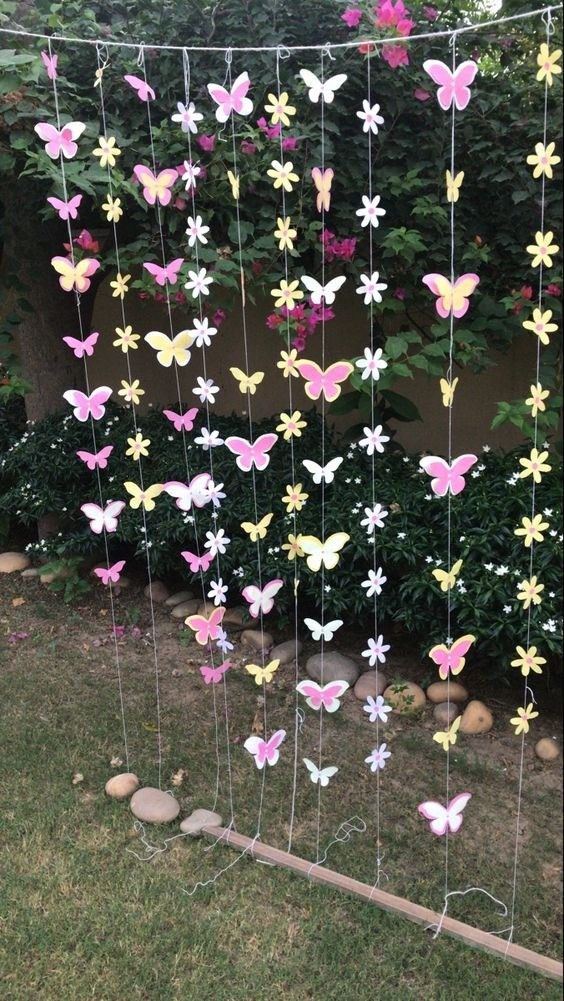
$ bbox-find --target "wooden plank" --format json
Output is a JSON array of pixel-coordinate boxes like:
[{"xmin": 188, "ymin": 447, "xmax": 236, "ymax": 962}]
[{"xmin": 201, "ymin": 825, "xmax": 563, "ymax": 983}]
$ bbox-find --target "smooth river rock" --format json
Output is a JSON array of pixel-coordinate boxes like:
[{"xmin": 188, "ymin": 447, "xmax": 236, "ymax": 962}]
[
  {"xmin": 535, "ymin": 737, "xmax": 560, "ymax": 762},
  {"xmin": 270, "ymin": 639, "xmax": 303, "ymax": 665},
  {"xmin": 241, "ymin": 629, "xmax": 274, "ymax": 652},
  {"xmin": 165, "ymin": 590, "xmax": 195, "ymax": 607},
  {"xmin": 0, "ymin": 552, "xmax": 30, "ymax": 574},
  {"xmin": 306, "ymin": 652, "xmax": 360, "ymax": 686},
  {"xmin": 383, "ymin": 682, "xmax": 426, "ymax": 715},
  {"xmin": 171, "ymin": 599, "xmax": 201, "ymax": 619},
  {"xmin": 433, "ymin": 702, "xmax": 460, "ymax": 727},
  {"xmin": 144, "ymin": 581, "xmax": 170, "ymax": 602},
  {"xmin": 426, "ymin": 681, "xmax": 469, "ymax": 704},
  {"xmin": 180, "ymin": 809, "xmax": 223, "ymax": 836},
  {"xmin": 105, "ymin": 772, "xmax": 140, "ymax": 800},
  {"xmin": 459, "ymin": 700, "xmax": 493, "ymax": 735},
  {"xmin": 130, "ymin": 787, "xmax": 180, "ymax": 824},
  {"xmin": 353, "ymin": 672, "xmax": 388, "ymax": 701}
]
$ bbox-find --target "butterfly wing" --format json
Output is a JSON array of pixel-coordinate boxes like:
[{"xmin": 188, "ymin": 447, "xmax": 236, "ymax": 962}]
[
  {"xmin": 186, "ymin": 613, "xmax": 211, "ymax": 644},
  {"xmin": 225, "ymin": 435, "xmax": 254, "ymax": 472},
  {"xmin": 300, "ymin": 276, "xmax": 324, "ymax": 305},
  {"xmin": 299, "ymin": 68, "xmax": 323, "ymax": 102},
  {"xmin": 95, "ymin": 444, "xmax": 114, "ymax": 467},
  {"xmin": 423, "ymin": 60, "xmax": 455, "ymax": 111},
  {"xmin": 133, "ymin": 164, "xmax": 157, "ymax": 203},
  {"xmin": 320, "ymin": 532, "xmax": 350, "ymax": 571},
  {"xmin": 259, "ymin": 578, "xmax": 284, "ymax": 615},
  {"xmin": 452, "ymin": 61, "xmax": 478, "ymax": 111},
  {"xmin": 143, "ymin": 262, "xmax": 167, "ymax": 286},
  {"xmin": 451, "ymin": 274, "xmax": 480, "ymax": 319},
  {"xmin": 243, "ymin": 735, "xmax": 266, "ymax": 767},
  {"xmin": 320, "ymin": 361, "xmax": 354, "ymax": 403},
  {"xmin": 207, "ymin": 82, "xmax": 233, "ymax": 122},
  {"xmin": 319, "ymin": 680, "xmax": 349, "ymax": 712},
  {"xmin": 321, "ymin": 456, "xmax": 343, "ymax": 484},
  {"xmin": 80, "ymin": 503, "xmax": 104, "ymax": 533},
  {"xmin": 163, "ymin": 480, "xmax": 193, "ymax": 511},
  {"xmin": 296, "ymin": 680, "xmax": 324, "ymax": 709},
  {"xmin": 251, "ymin": 433, "xmax": 278, "ymax": 471},
  {"xmin": 322, "ymin": 73, "xmax": 347, "ymax": 103},
  {"xmin": 299, "ymin": 535, "xmax": 324, "ymax": 572},
  {"xmin": 322, "ymin": 276, "xmax": 346, "ymax": 305},
  {"xmin": 303, "ymin": 757, "xmax": 321, "ymax": 783},
  {"xmin": 302, "ymin": 459, "xmax": 324, "ymax": 485},
  {"xmin": 449, "ymin": 453, "xmax": 478, "ymax": 495},
  {"xmin": 303, "ymin": 617, "xmax": 324, "ymax": 641},
  {"xmin": 263, "ymin": 729, "xmax": 286, "ymax": 765},
  {"xmin": 446, "ymin": 791, "xmax": 472, "ymax": 833},
  {"xmin": 245, "ymin": 663, "xmax": 265, "ymax": 685},
  {"xmin": 87, "ymin": 386, "xmax": 112, "ymax": 420},
  {"xmin": 419, "ymin": 455, "xmax": 451, "ymax": 497},
  {"xmin": 418, "ymin": 800, "xmax": 450, "ymax": 836},
  {"xmin": 230, "ymin": 71, "xmax": 253, "ymax": 116},
  {"xmin": 323, "ymin": 619, "xmax": 343, "ymax": 641}
]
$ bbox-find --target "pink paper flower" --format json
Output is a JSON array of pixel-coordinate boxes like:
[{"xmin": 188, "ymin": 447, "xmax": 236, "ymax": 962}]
[
  {"xmin": 341, "ymin": 7, "xmax": 363, "ymax": 27},
  {"xmin": 198, "ymin": 134, "xmax": 216, "ymax": 152},
  {"xmin": 382, "ymin": 43, "xmax": 409, "ymax": 68}
]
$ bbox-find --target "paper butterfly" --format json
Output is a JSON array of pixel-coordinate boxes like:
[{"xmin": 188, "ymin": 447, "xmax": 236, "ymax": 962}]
[
  {"xmin": 244, "ymin": 729, "xmax": 286, "ymax": 769},
  {"xmin": 440, "ymin": 376, "xmax": 458, "ymax": 408},
  {"xmin": 418, "ymin": 792, "xmax": 472, "ymax": 836},
  {"xmin": 163, "ymin": 407, "xmax": 199, "ymax": 432},
  {"xmin": 186, "ymin": 606, "xmax": 226, "ymax": 645},
  {"xmin": 163, "ymin": 474, "xmax": 211, "ymax": 511},
  {"xmin": 299, "ymin": 69, "xmax": 347, "ymax": 104},
  {"xmin": 295, "ymin": 359, "xmax": 353, "ymax": 403},
  {"xmin": 229, "ymin": 368, "xmax": 264, "ymax": 395},
  {"xmin": 299, "ymin": 533, "xmax": 349, "ymax": 572},
  {"xmin": 144, "ymin": 330, "xmax": 192, "ymax": 368},
  {"xmin": 41, "ymin": 50, "xmax": 58, "ymax": 80},
  {"xmin": 227, "ymin": 170, "xmax": 240, "ymax": 200},
  {"xmin": 133, "ymin": 164, "xmax": 177, "ymax": 206},
  {"xmin": 311, "ymin": 167, "xmax": 334, "ymax": 212},
  {"xmin": 423, "ymin": 59, "xmax": 478, "ymax": 111},
  {"xmin": 62, "ymin": 331, "xmax": 99, "ymax": 358},
  {"xmin": 242, "ymin": 579, "xmax": 284, "ymax": 618},
  {"xmin": 207, "ymin": 71, "xmax": 253, "ymax": 122},
  {"xmin": 80, "ymin": 500, "xmax": 125, "ymax": 534},
  {"xmin": 446, "ymin": 170, "xmax": 464, "ymax": 203},
  {"xmin": 124, "ymin": 74, "xmax": 156, "ymax": 101},
  {"xmin": 422, "ymin": 273, "xmax": 480, "ymax": 319},
  {"xmin": 300, "ymin": 275, "xmax": 346, "ymax": 306},
  {"xmin": 181, "ymin": 549, "xmax": 214, "ymax": 573},
  {"xmin": 51, "ymin": 256, "xmax": 100, "ymax": 293},
  {"xmin": 76, "ymin": 445, "xmax": 113, "ymax": 470},
  {"xmin": 143, "ymin": 259, "xmax": 184, "ymax": 286},
  {"xmin": 433, "ymin": 715, "xmax": 461, "ymax": 752},
  {"xmin": 302, "ymin": 457, "xmax": 343, "ymax": 485},
  {"xmin": 63, "ymin": 386, "xmax": 112, "ymax": 422},
  {"xmin": 200, "ymin": 660, "xmax": 231, "ymax": 685},
  {"xmin": 432, "ymin": 559, "xmax": 463, "ymax": 593},
  {"xmin": 225, "ymin": 433, "xmax": 278, "ymax": 472},
  {"xmin": 241, "ymin": 513, "xmax": 273, "ymax": 542},
  {"xmin": 94, "ymin": 560, "xmax": 126, "ymax": 585},
  {"xmin": 303, "ymin": 618, "xmax": 343, "ymax": 642},
  {"xmin": 245, "ymin": 658, "xmax": 280, "ymax": 685},
  {"xmin": 123, "ymin": 481, "xmax": 163, "ymax": 512},
  {"xmin": 303, "ymin": 758, "xmax": 338, "ymax": 787},
  {"xmin": 296, "ymin": 679, "xmax": 349, "ymax": 713},
  {"xmin": 34, "ymin": 121, "xmax": 85, "ymax": 159},
  {"xmin": 419, "ymin": 454, "xmax": 478, "ymax": 496},
  {"xmin": 429, "ymin": 634, "xmax": 476, "ymax": 680},
  {"xmin": 47, "ymin": 194, "xmax": 82, "ymax": 220}
]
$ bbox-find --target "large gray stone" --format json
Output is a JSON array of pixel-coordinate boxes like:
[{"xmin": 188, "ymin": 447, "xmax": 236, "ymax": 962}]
[
  {"xmin": 241, "ymin": 629, "xmax": 273, "ymax": 651},
  {"xmin": 105, "ymin": 772, "xmax": 140, "ymax": 800},
  {"xmin": 353, "ymin": 672, "xmax": 388, "ymax": 701},
  {"xmin": 270, "ymin": 639, "xmax": 303, "ymax": 665},
  {"xmin": 144, "ymin": 581, "xmax": 170, "ymax": 602},
  {"xmin": 165, "ymin": 590, "xmax": 195, "ymax": 607},
  {"xmin": 180, "ymin": 809, "xmax": 223, "ymax": 836},
  {"xmin": 171, "ymin": 599, "xmax": 201, "ymax": 619},
  {"xmin": 305, "ymin": 651, "xmax": 360, "ymax": 686},
  {"xmin": 130, "ymin": 787, "xmax": 180, "ymax": 824},
  {"xmin": 0, "ymin": 552, "xmax": 30, "ymax": 573}
]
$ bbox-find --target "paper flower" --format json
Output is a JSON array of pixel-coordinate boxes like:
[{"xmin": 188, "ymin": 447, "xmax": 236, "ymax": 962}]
[
  {"xmin": 356, "ymin": 99, "xmax": 384, "ymax": 134},
  {"xmin": 516, "ymin": 575, "xmax": 544, "ymax": 609},
  {"xmin": 171, "ymin": 101, "xmax": 203, "ymax": 134},
  {"xmin": 192, "ymin": 377, "xmax": 219, "ymax": 403},
  {"xmin": 526, "ymin": 141, "xmax": 561, "ymax": 179},
  {"xmin": 118, "ymin": 379, "xmax": 144, "ymax": 405},
  {"xmin": 536, "ymin": 44, "xmax": 562, "ymax": 86},
  {"xmin": 510, "ymin": 703, "xmax": 539, "ymax": 736},
  {"xmin": 126, "ymin": 432, "xmax": 150, "ymax": 459},
  {"xmin": 355, "ymin": 347, "xmax": 388, "ymax": 380},
  {"xmin": 362, "ymin": 634, "xmax": 390, "ymax": 667},
  {"xmin": 190, "ymin": 317, "xmax": 217, "ymax": 348},
  {"xmin": 274, "ymin": 216, "xmax": 297, "ymax": 251},
  {"xmin": 363, "ymin": 695, "xmax": 392, "ymax": 723},
  {"xmin": 264, "ymin": 92, "xmax": 296, "ymax": 127},
  {"xmin": 356, "ymin": 194, "xmax": 386, "ymax": 228},
  {"xmin": 112, "ymin": 325, "xmax": 140, "ymax": 352},
  {"xmin": 277, "ymin": 349, "xmax": 299, "ymax": 377},
  {"xmin": 518, "ymin": 447, "xmax": 551, "ymax": 483},
  {"xmin": 358, "ymin": 424, "xmax": 390, "ymax": 454},
  {"xmin": 216, "ymin": 627, "xmax": 234, "ymax": 655},
  {"xmin": 208, "ymin": 578, "xmax": 228, "ymax": 605},
  {"xmin": 186, "ymin": 215, "xmax": 210, "ymax": 246},
  {"xmin": 361, "ymin": 567, "xmax": 387, "ymax": 597},
  {"xmin": 282, "ymin": 533, "xmax": 305, "ymax": 561},
  {"xmin": 195, "ymin": 428, "xmax": 224, "ymax": 450},
  {"xmin": 93, "ymin": 135, "xmax": 121, "ymax": 168},
  {"xmin": 522, "ymin": 308, "xmax": 558, "ymax": 345},
  {"xmin": 271, "ymin": 279, "xmax": 304, "ymax": 310},
  {"xmin": 361, "ymin": 503, "xmax": 388, "ymax": 534},
  {"xmin": 110, "ymin": 273, "xmax": 130, "ymax": 299},
  {"xmin": 526, "ymin": 231, "xmax": 559, "ymax": 268},
  {"xmin": 204, "ymin": 528, "xmax": 230, "ymax": 556},
  {"xmin": 365, "ymin": 742, "xmax": 391, "ymax": 772},
  {"xmin": 181, "ymin": 161, "xmax": 201, "ymax": 190},
  {"xmin": 267, "ymin": 159, "xmax": 299, "ymax": 192},
  {"xmin": 184, "ymin": 268, "xmax": 214, "ymax": 298},
  {"xmin": 356, "ymin": 273, "xmax": 388, "ymax": 305},
  {"xmin": 525, "ymin": 382, "xmax": 549, "ymax": 418},
  {"xmin": 102, "ymin": 195, "xmax": 123, "ymax": 222},
  {"xmin": 282, "ymin": 483, "xmax": 308, "ymax": 513},
  {"xmin": 510, "ymin": 645, "xmax": 546, "ymax": 677},
  {"xmin": 276, "ymin": 411, "xmax": 307, "ymax": 440},
  {"xmin": 514, "ymin": 513, "xmax": 549, "ymax": 548}
]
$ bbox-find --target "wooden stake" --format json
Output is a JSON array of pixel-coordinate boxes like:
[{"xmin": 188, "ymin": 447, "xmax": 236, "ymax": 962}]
[{"xmin": 202, "ymin": 825, "xmax": 563, "ymax": 983}]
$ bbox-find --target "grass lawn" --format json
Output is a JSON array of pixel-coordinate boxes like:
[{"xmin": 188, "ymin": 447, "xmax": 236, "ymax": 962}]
[{"xmin": 0, "ymin": 573, "xmax": 562, "ymax": 1000}]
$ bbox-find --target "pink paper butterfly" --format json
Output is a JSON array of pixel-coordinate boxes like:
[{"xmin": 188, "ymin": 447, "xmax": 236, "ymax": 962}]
[
  {"xmin": 143, "ymin": 258, "xmax": 185, "ymax": 287},
  {"xmin": 429, "ymin": 634, "xmax": 476, "ymax": 680},
  {"xmin": 244, "ymin": 729, "xmax": 286, "ymax": 769},
  {"xmin": 80, "ymin": 501, "xmax": 125, "ymax": 534},
  {"xmin": 133, "ymin": 164, "xmax": 178, "ymax": 207},
  {"xmin": 124, "ymin": 74, "xmax": 156, "ymax": 101},
  {"xmin": 47, "ymin": 194, "xmax": 82, "ymax": 220},
  {"xmin": 224, "ymin": 433, "xmax": 278, "ymax": 472},
  {"xmin": 34, "ymin": 121, "xmax": 85, "ymax": 159},
  {"xmin": 94, "ymin": 560, "xmax": 126, "ymax": 585},
  {"xmin": 163, "ymin": 407, "xmax": 199, "ymax": 432},
  {"xmin": 51, "ymin": 256, "xmax": 100, "ymax": 294},
  {"xmin": 423, "ymin": 60, "xmax": 478, "ymax": 112},
  {"xmin": 163, "ymin": 474, "xmax": 211, "ymax": 511},
  {"xmin": 62, "ymin": 331, "xmax": 99, "ymax": 358},
  {"xmin": 76, "ymin": 445, "xmax": 114, "ymax": 470},
  {"xmin": 185, "ymin": 606, "xmax": 225, "ymax": 645},
  {"xmin": 200, "ymin": 660, "xmax": 232, "ymax": 685},
  {"xmin": 207, "ymin": 71, "xmax": 253, "ymax": 123},
  {"xmin": 418, "ymin": 792, "xmax": 472, "ymax": 836},
  {"xmin": 242, "ymin": 579, "xmax": 284, "ymax": 618},
  {"xmin": 296, "ymin": 679, "xmax": 350, "ymax": 713},
  {"xmin": 419, "ymin": 454, "xmax": 478, "ymax": 496},
  {"xmin": 63, "ymin": 386, "xmax": 112, "ymax": 422},
  {"xmin": 311, "ymin": 166, "xmax": 334, "ymax": 213},
  {"xmin": 41, "ymin": 50, "xmax": 58, "ymax": 80},
  {"xmin": 295, "ymin": 359, "xmax": 354, "ymax": 404},
  {"xmin": 181, "ymin": 550, "xmax": 214, "ymax": 574},
  {"xmin": 422, "ymin": 273, "xmax": 480, "ymax": 319}
]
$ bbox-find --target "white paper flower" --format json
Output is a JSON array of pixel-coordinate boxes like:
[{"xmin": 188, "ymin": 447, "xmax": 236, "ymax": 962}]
[
  {"xmin": 192, "ymin": 377, "xmax": 219, "ymax": 403},
  {"xmin": 355, "ymin": 347, "xmax": 388, "ymax": 381},
  {"xmin": 359, "ymin": 424, "xmax": 390, "ymax": 455},
  {"xmin": 195, "ymin": 427, "xmax": 224, "ymax": 450},
  {"xmin": 361, "ymin": 567, "xmax": 387, "ymax": 597},
  {"xmin": 171, "ymin": 101, "xmax": 203, "ymax": 134},
  {"xmin": 184, "ymin": 267, "xmax": 213, "ymax": 298},
  {"xmin": 186, "ymin": 214, "xmax": 210, "ymax": 247},
  {"xmin": 208, "ymin": 578, "xmax": 228, "ymax": 605},
  {"xmin": 356, "ymin": 272, "xmax": 388, "ymax": 305},
  {"xmin": 362, "ymin": 635, "xmax": 390, "ymax": 667},
  {"xmin": 356, "ymin": 100, "xmax": 384, "ymax": 135},
  {"xmin": 204, "ymin": 528, "xmax": 230, "ymax": 556},
  {"xmin": 190, "ymin": 317, "xmax": 217, "ymax": 348},
  {"xmin": 356, "ymin": 194, "xmax": 386, "ymax": 228},
  {"xmin": 361, "ymin": 503, "xmax": 389, "ymax": 534},
  {"xmin": 181, "ymin": 160, "xmax": 201, "ymax": 190}
]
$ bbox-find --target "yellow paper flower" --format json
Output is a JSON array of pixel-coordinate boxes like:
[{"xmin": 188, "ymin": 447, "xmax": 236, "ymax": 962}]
[
  {"xmin": 514, "ymin": 513, "xmax": 549, "ymax": 548},
  {"xmin": 516, "ymin": 575, "xmax": 544, "ymax": 610},
  {"xmin": 282, "ymin": 533, "xmax": 305, "ymax": 561},
  {"xmin": 274, "ymin": 216, "xmax": 297, "ymax": 251},
  {"xmin": 526, "ymin": 141, "xmax": 561, "ymax": 180},
  {"xmin": 518, "ymin": 447, "xmax": 551, "ymax": 483},
  {"xmin": 113, "ymin": 325, "xmax": 140, "ymax": 353},
  {"xmin": 110, "ymin": 272, "xmax": 131, "ymax": 299},
  {"xmin": 526, "ymin": 231, "xmax": 559, "ymax": 269},
  {"xmin": 118, "ymin": 379, "xmax": 144, "ymax": 406},
  {"xmin": 525, "ymin": 382, "xmax": 549, "ymax": 418},
  {"xmin": 271, "ymin": 279, "xmax": 303, "ymax": 310},
  {"xmin": 510, "ymin": 645, "xmax": 546, "ymax": 678},
  {"xmin": 277, "ymin": 348, "xmax": 299, "ymax": 378},
  {"xmin": 264, "ymin": 91, "xmax": 297, "ymax": 127},
  {"xmin": 510, "ymin": 703, "xmax": 539, "ymax": 736},
  {"xmin": 282, "ymin": 483, "xmax": 308, "ymax": 513},
  {"xmin": 93, "ymin": 135, "xmax": 121, "ymax": 169},
  {"xmin": 267, "ymin": 159, "xmax": 299, "ymax": 192},
  {"xmin": 102, "ymin": 195, "xmax": 123, "ymax": 222},
  {"xmin": 522, "ymin": 307, "xmax": 558, "ymax": 346},
  {"xmin": 536, "ymin": 43, "xmax": 562, "ymax": 86},
  {"xmin": 126, "ymin": 432, "xmax": 151, "ymax": 460},
  {"xmin": 276, "ymin": 410, "xmax": 307, "ymax": 440}
]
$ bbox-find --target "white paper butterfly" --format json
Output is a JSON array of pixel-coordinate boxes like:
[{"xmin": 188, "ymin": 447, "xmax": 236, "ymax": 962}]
[
  {"xmin": 302, "ymin": 457, "xmax": 343, "ymax": 485},
  {"xmin": 303, "ymin": 757, "xmax": 339, "ymax": 787},
  {"xmin": 242, "ymin": 578, "xmax": 284, "ymax": 618},
  {"xmin": 80, "ymin": 501, "xmax": 125, "ymax": 534},
  {"xmin": 300, "ymin": 275, "xmax": 346, "ymax": 305},
  {"xmin": 299, "ymin": 69, "xmax": 347, "ymax": 104},
  {"xmin": 303, "ymin": 618, "xmax": 343, "ymax": 642}
]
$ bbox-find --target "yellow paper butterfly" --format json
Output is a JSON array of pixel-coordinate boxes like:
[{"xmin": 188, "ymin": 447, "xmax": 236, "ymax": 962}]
[
  {"xmin": 440, "ymin": 376, "xmax": 459, "ymax": 407},
  {"xmin": 446, "ymin": 169, "xmax": 464, "ymax": 203},
  {"xmin": 241, "ymin": 513, "xmax": 274, "ymax": 542},
  {"xmin": 144, "ymin": 330, "xmax": 193, "ymax": 368},
  {"xmin": 433, "ymin": 715, "xmax": 461, "ymax": 751},
  {"xmin": 227, "ymin": 170, "xmax": 240, "ymax": 200},
  {"xmin": 432, "ymin": 558, "xmax": 463, "ymax": 593},
  {"xmin": 311, "ymin": 167, "xmax": 334, "ymax": 213},
  {"xmin": 123, "ymin": 481, "xmax": 163, "ymax": 511},
  {"xmin": 229, "ymin": 367, "xmax": 265, "ymax": 394},
  {"xmin": 299, "ymin": 532, "xmax": 350, "ymax": 572},
  {"xmin": 245, "ymin": 658, "xmax": 280, "ymax": 685}
]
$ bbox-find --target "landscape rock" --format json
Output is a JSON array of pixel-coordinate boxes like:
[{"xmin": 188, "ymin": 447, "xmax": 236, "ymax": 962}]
[
  {"xmin": 306, "ymin": 651, "xmax": 360, "ymax": 686},
  {"xmin": 353, "ymin": 672, "xmax": 388, "ymax": 701},
  {"xmin": 171, "ymin": 599, "xmax": 201, "ymax": 619},
  {"xmin": 130, "ymin": 787, "xmax": 180, "ymax": 824},
  {"xmin": 0, "ymin": 552, "xmax": 30, "ymax": 574},
  {"xmin": 270, "ymin": 639, "xmax": 303, "ymax": 665},
  {"xmin": 144, "ymin": 581, "xmax": 170, "ymax": 602},
  {"xmin": 459, "ymin": 700, "xmax": 493, "ymax": 735},
  {"xmin": 105, "ymin": 772, "xmax": 140, "ymax": 800},
  {"xmin": 241, "ymin": 629, "xmax": 273, "ymax": 652},
  {"xmin": 433, "ymin": 702, "xmax": 460, "ymax": 727},
  {"xmin": 20, "ymin": 566, "xmax": 40, "ymax": 578},
  {"xmin": 223, "ymin": 606, "xmax": 251, "ymax": 628},
  {"xmin": 114, "ymin": 575, "xmax": 131, "ymax": 589},
  {"xmin": 40, "ymin": 565, "xmax": 74, "ymax": 584},
  {"xmin": 165, "ymin": 590, "xmax": 194, "ymax": 607},
  {"xmin": 426, "ymin": 681, "xmax": 468, "ymax": 704},
  {"xmin": 180, "ymin": 808, "xmax": 223, "ymax": 836},
  {"xmin": 535, "ymin": 737, "xmax": 560, "ymax": 762},
  {"xmin": 383, "ymin": 682, "xmax": 426, "ymax": 715}
]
